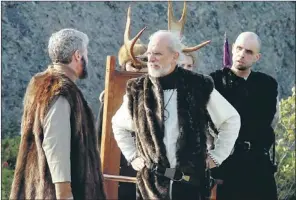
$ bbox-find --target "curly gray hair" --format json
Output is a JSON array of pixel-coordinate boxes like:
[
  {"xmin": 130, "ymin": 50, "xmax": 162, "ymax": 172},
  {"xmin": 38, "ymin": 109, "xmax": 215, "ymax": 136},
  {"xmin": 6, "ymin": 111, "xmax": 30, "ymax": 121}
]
[{"xmin": 48, "ymin": 28, "xmax": 89, "ymax": 64}]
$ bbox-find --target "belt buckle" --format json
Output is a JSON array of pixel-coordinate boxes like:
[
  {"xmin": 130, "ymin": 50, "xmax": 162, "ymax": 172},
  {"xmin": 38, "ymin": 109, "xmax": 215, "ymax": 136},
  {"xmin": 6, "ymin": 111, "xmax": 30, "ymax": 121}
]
[
  {"xmin": 173, "ymin": 171, "xmax": 190, "ymax": 182},
  {"xmin": 169, "ymin": 170, "xmax": 183, "ymax": 182},
  {"xmin": 244, "ymin": 141, "xmax": 251, "ymax": 151}
]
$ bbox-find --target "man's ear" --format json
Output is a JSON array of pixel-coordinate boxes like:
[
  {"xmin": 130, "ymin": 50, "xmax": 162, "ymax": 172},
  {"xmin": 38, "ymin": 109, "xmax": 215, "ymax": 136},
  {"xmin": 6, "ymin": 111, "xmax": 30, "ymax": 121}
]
[
  {"xmin": 173, "ymin": 52, "xmax": 179, "ymax": 61},
  {"xmin": 73, "ymin": 50, "xmax": 82, "ymax": 61},
  {"xmin": 255, "ymin": 53, "xmax": 261, "ymax": 62}
]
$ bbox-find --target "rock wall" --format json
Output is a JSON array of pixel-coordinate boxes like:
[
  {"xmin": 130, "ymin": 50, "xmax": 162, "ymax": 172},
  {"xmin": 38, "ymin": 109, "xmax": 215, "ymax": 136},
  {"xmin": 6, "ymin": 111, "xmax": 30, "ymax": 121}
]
[{"xmin": 1, "ymin": 1, "xmax": 295, "ymax": 137}]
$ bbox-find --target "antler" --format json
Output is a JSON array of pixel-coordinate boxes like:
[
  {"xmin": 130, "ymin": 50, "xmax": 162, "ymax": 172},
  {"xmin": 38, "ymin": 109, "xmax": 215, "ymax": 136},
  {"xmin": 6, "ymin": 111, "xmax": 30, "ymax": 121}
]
[
  {"xmin": 130, "ymin": 27, "xmax": 147, "ymax": 66},
  {"xmin": 182, "ymin": 40, "xmax": 211, "ymax": 53},
  {"xmin": 124, "ymin": 6, "xmax": 147, "ymax": 68},
  {"xmin": 124, "ymin": 6, "xmax": 132, "ymax": 46},
  {"xmin": 168, "ymin": 0, "xmax": 187, "ymax": 37}
]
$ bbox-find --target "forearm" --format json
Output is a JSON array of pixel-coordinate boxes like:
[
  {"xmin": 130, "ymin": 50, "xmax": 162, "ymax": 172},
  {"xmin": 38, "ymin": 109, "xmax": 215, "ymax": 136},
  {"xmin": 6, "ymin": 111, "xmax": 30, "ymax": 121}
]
[{"xmin": 55, "ymin": 182, "xmax": 73, "ymax": 199}]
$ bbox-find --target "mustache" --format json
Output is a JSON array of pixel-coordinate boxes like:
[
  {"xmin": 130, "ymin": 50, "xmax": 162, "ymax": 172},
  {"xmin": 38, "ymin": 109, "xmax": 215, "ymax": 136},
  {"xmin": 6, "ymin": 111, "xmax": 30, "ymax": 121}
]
[{"xmin": 148, "ymin": 62, "xmax": 160, "ymax": 66}]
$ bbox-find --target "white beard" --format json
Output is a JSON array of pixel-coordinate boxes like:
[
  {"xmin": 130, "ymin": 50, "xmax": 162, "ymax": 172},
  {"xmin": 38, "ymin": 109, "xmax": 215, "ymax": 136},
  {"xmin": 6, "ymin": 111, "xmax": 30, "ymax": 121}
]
[{"xmin": 148, "ymin": 64, "xmax": 172, "ymax": 78}]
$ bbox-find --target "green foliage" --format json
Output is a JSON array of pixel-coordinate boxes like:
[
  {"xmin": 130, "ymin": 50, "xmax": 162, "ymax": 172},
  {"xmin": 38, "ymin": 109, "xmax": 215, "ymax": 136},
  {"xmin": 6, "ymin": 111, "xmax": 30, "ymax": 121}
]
[
  {"xmin": 0, "ymin": 87, "xmax": 295, "ymax": 199},
  {"xmin": 2, "ymin": 168, "xmax": 15, "ymax": 199},
  {"xmin": 275, "ymin": 86, "xmax": 295, "ymax": 200},
  {"xmin": 2, "ymin": 136, "xmax": 21, "ymax": 168},
  {"xmin": 1, "ymin": 136, "xmax": 21, "ymax": 199}
]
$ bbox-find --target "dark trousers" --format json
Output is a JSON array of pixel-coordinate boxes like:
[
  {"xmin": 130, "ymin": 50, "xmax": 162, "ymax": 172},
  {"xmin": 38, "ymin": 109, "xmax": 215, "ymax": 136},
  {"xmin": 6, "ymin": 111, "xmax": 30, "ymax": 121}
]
[
  {"xmin": 118, "ymin": 154, "xmax": 137, "ymax": 200},
  {"xmin": 212, "ymin": 151, "xmax": 278, "ymax": 200},
  {"xmin": 172, "ymin": 181, "xmax": 202, "ymax": 200}
]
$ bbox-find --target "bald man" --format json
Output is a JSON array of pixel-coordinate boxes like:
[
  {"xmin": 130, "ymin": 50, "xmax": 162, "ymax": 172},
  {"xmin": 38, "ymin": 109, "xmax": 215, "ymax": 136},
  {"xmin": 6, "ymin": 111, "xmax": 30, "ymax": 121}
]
[{"xmin": 209, "ymin": 32, "xmax": 279, "ymax": 200}]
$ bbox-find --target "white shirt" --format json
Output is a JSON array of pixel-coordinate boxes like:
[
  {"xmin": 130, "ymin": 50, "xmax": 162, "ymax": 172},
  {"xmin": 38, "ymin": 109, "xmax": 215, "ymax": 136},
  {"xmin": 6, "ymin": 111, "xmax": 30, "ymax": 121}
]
[
  {"xmin": 112, "ymin": 88, "xmax": 241, "ymax": 166},
  {"xmin": 42, "ymin": 96, "xmax": 71, "ymax": 183}
]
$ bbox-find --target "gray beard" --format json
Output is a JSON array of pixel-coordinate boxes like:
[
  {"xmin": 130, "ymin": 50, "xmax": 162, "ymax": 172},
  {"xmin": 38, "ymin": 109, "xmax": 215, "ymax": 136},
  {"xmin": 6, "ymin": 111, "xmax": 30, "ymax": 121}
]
[
  {"xmin": 148, "ymin": 64, "xmax": 172, "ymax": 78},
  {"xmin": 79, "ymin": 56, "xmax": 88, "ymax": 79}
]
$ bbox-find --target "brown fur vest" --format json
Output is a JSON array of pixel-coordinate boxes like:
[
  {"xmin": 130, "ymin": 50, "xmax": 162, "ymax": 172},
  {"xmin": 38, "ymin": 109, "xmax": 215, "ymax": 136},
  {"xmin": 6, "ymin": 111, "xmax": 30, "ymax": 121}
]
[
  {"xmin": 126, "ymin": 67, "xmax": 214, "ymax": 200},
  {"xmin": 10, "ymin": 65, "xmax": 106, "ymax": 200}
]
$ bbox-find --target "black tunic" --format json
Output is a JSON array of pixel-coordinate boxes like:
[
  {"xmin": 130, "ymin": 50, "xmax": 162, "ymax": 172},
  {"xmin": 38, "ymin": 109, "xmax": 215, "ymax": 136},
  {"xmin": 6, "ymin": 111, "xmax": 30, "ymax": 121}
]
[{"xmin": 210, "ymin": 67, "xmax": 278, "ymax": 200}]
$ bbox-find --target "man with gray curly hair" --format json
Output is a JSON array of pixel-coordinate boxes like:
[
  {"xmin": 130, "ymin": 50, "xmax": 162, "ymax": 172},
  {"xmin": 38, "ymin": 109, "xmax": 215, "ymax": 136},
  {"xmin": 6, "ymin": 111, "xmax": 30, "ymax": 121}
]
[
  {"xmin": 10, "ymin": 28, "xmax": 106, "ymax": 200},
  {"xmin": 48, "ymin": 28, "xmax": 89, "ymax": 79}
]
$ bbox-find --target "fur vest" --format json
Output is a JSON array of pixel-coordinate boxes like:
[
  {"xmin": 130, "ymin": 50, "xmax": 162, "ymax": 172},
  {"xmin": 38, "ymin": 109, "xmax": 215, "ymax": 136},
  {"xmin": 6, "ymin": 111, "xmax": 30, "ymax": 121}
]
[
  {"xmin": 126, "ymin": 67, "xmax": 214, "ymax": 200},
  {"xmin": 10, "ymin": 65, "xmax": 106, "ymax": 200}
]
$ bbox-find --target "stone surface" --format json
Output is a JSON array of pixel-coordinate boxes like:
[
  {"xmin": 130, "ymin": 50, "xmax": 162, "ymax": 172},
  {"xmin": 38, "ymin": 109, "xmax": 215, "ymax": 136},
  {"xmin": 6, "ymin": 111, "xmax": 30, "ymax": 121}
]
[{"xmin": 1, "ymin": 1, "xmax": 295, "ymax": 137}]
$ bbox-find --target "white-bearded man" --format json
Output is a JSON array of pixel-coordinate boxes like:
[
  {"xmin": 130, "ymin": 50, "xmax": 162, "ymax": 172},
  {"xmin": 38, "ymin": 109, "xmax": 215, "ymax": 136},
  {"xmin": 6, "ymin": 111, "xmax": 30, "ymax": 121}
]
[{"xmin": 112, "ymin": 30, "xmax": 241, "ymax": 200}]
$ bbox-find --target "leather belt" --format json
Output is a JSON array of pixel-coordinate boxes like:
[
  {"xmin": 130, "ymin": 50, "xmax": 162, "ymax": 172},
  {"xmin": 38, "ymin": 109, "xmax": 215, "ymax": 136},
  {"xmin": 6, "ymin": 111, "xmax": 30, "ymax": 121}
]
[
  {"xmin": 235, "ymin": 141, "xmax": 269, "ymax": 155},
  {"xmin": 149, "ymin": 163, "xmax": 216, "ymax": 188}
]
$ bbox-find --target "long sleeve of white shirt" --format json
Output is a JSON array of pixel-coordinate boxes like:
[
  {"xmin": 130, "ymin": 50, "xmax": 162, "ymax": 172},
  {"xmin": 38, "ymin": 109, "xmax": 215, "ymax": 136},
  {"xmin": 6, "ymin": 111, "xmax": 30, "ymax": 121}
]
[
  {"xmin": 207, "ymin": 89, "xmax": 241, "ymax": 165},
  {"xmin": 112, "ymin": 88, "xmax": 240, "ymax": 165},
  {"xmin": 42, "ymin": 96, "xmax": 71, "ymax": 183},
  {"xmin": 111, "ymin": 94, "xmax": 137, "ymax": 162}
]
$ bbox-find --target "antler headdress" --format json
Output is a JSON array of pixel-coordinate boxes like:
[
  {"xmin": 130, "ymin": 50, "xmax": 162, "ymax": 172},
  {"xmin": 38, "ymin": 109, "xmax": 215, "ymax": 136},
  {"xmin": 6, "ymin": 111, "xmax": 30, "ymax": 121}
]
[
  {"xmin": 118, "ymin": 6, "xmax": 147, "ymax": 69},
  {"xmin": 167, "ymin": 0, "xmax": 211, "ymax": 54}
]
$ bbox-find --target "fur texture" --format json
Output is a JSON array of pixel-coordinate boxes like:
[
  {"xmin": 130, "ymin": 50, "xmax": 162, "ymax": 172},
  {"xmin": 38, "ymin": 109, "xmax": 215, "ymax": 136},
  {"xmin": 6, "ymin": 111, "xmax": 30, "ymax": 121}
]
[
  {"xmin": 126, "ymin": 67, "xmax": 214, "ymax": 200},
  {"xmin": 10, "ymin": 65, "xmax": 106, "ymax": 200}
]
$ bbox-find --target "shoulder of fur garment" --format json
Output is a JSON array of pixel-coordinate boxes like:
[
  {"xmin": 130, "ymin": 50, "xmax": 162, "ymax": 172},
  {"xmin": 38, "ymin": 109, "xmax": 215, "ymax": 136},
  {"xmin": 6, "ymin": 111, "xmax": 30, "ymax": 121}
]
[
  {"xmin": 126, "ymin": 67, "xmax": 214, "ymax": 199},
  {"xmin": 10, "ymin": 66, "xmax": 106, "ymax": 200}
]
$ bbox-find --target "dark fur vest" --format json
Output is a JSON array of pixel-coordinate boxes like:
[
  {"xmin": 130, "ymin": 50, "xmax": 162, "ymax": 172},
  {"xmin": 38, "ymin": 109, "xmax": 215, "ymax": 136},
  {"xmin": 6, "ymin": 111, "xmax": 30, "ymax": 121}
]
[
  {"xmin": 126, "ymin": 67, "xmax": 214, "ymax": 199},
  {"xmin": 10, "ymin": 65, "xmax": 106, "ymax": 200}
]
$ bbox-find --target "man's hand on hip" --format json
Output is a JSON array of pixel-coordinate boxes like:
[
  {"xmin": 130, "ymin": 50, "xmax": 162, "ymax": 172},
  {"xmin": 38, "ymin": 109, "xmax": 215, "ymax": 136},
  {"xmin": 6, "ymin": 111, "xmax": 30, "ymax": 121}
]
[
  {"xmin": 55, "ymin": 182, "xmax": 73, "ymax": 199},
  {"xmin": 131, "ymin": 157, "xmax": 145, "ymax": 171},
  {"xmin": 206, "ymin": 156, "xmax": 217, "ymax": 169}
]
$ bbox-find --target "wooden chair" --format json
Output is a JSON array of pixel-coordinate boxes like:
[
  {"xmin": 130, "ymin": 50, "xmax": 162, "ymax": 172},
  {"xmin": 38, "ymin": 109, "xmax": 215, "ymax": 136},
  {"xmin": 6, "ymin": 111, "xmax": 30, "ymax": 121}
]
[
  {"xmin": 100, "ymin": 55, "xmax": 217, "ymax": 200},
  {"xmin": 100, "ymin": 56, "xmax": 142, "ymax": 199}
]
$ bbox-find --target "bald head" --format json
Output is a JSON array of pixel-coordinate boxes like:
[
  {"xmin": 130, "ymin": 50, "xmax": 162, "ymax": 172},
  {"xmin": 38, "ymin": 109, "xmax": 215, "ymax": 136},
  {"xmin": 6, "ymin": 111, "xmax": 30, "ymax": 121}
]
[
  {"xmin": 235, "ymin": 32, "xmax": 261, "ymax": 53},
  {"xmin": 231, "ymin": 32, "xmax": 262, "ymax": 74}
]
